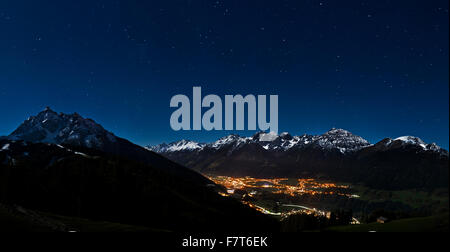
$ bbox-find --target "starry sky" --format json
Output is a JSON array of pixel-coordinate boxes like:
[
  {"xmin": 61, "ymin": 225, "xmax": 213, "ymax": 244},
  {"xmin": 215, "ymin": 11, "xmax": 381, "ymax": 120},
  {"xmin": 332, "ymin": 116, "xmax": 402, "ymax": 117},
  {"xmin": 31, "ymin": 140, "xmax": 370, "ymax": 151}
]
[{"xmin": 0, "ymin": 0, "xmax": 448, "ymax": 149}]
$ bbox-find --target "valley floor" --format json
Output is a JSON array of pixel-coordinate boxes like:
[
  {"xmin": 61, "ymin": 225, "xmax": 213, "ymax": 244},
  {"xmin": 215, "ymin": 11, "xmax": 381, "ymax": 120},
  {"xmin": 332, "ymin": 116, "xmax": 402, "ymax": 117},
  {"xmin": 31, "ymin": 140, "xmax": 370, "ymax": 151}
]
[
  {"xmin": 0, "ymin": 204, "xmax": 165, "ymax": 232},
  {"xmin": 325, "ymin": 214, "xmax": 449, "ymax": 232}
]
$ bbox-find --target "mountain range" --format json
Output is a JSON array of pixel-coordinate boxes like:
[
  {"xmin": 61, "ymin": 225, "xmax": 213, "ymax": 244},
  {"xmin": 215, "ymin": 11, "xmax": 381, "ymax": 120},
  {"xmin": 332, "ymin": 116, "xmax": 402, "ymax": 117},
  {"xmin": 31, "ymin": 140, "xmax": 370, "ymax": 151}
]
[
  {"xmin": 148, "ymin": 129, "xmax": 449, "ymax": 190},
  {"xmin": 148, "ymin": 129, "xmax": 447, "ymax": 155}
]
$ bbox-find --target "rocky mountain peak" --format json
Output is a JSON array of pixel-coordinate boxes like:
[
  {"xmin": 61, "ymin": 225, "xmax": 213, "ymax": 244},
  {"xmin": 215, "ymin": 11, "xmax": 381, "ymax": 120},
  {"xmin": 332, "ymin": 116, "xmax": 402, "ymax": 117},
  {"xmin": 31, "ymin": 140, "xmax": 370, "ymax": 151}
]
[{"xmin": 8, "ymin": 108, "xmax": 117, "ymax": 149}]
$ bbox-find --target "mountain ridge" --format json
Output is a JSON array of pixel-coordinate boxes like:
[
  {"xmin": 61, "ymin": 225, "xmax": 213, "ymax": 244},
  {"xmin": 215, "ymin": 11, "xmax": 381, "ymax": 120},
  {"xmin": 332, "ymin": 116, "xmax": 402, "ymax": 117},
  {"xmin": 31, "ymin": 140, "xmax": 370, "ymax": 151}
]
[{"xmin": 148, "ymin": 129, "xmax": 448, "ymax": 155}]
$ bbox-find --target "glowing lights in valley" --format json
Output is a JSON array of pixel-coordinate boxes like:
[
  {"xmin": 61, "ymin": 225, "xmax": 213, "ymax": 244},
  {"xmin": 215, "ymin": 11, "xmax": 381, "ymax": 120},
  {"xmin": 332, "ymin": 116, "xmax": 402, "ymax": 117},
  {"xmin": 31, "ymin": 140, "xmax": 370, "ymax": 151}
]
[
  {"xmin": 207, "ymin": 176, "xmax": 352, "ymax": 198},
  {"xmin": 207, "ymin": 175, "xmax": 360, "ymax": 222}
]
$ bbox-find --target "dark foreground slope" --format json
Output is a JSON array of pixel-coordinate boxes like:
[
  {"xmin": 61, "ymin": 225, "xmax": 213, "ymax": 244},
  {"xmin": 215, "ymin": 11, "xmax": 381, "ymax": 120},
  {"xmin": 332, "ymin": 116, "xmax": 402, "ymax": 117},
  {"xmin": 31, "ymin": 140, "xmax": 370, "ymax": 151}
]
[
  {"xmin": 0, "ymin": 203, "xmax": 165, "ymax": 232},
  {"xmin": 326, "ymin": 214, "xmax": 449, "ymax": 232},
  {"xmin": 0, "ymin": 139, "xmax": 278, "ymax": 231}
]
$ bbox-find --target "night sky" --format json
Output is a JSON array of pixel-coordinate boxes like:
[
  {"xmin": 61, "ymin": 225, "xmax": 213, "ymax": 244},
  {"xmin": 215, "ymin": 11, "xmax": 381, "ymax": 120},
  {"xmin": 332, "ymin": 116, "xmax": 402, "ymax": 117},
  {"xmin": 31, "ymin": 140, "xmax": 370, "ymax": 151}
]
[{"xmin": 0, "ymin": 0, "xmax": 448, "ymax": 148}]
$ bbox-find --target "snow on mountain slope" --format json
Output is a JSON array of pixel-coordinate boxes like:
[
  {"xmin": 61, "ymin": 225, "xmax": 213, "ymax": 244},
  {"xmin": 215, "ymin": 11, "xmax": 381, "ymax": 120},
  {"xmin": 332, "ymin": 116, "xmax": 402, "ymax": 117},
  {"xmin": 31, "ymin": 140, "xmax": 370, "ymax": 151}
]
[
  {"xmin": 148, "ymin": 128, "xmax": 373, "ymax": 154},
  {"xmin": 146, "ymin": 140, "xmax": 206, "ymax": 152},
  {"xmin": 8, "ymin": 107, "xmax": 117, "ymax": 149},
  {"xmin": 380, "ymin": 135, "xmax": 447, "ymax": 154},
  {"xmin": 148, "ymin": 128, "xmax": 447, "ymax": 156},
  {"xmin": 394, "ymin": 136, "xmax": 427, "ymax": 148},
  {"xmin": 314, "ymin": 128, "xmax": 371, "ymax": 153},
  {"xmin": 211, "ymin": 134, "xmax": 249, "ymax": 149}
]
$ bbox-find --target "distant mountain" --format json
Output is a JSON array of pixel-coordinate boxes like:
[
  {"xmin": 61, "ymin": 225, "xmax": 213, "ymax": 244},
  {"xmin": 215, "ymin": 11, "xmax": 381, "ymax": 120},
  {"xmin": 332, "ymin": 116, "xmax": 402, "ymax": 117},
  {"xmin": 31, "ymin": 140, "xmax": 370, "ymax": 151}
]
[{"xmin": 148, "ymin": 130, "xmax": 449, "ymax": 190}]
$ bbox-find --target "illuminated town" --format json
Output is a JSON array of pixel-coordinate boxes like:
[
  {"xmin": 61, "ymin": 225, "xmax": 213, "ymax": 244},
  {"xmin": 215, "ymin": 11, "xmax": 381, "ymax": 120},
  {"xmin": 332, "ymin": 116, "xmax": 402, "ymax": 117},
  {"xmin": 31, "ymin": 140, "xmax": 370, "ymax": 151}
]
[
  {"xmin": 206, "ymin": 175, "xmax": 360, "ymax": 224},
  {"xmin": 207, "ymin": 176, "xmax": 358, "ymax": 198}
]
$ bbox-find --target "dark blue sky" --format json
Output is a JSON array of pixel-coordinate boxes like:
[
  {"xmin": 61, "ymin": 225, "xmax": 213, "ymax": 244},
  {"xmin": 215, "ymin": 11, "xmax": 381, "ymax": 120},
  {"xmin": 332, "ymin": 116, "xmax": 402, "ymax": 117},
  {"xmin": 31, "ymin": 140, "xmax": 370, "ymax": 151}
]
[{"xmin": 0, "ymin": 0, "xmax": 448, "ymax": 149}]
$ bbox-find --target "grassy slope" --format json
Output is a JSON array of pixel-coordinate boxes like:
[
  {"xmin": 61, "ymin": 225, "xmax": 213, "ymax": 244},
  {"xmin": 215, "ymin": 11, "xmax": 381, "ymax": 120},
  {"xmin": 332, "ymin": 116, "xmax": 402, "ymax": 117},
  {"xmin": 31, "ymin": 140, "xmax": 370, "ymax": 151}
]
[
  {"xmin": 326, "ymin": 214, "xmax": 449, "ymax": 232},
  {"xmin": 354, "ymin": 186, "xmax": 448, "ymax": 209},
  {"xmin": 47, "ymin": 214, "xmax": 167, "ymax": 232},
  {"xmin": 0, "ymin": 207, "xmax": 165, "ymax": 232},
  {"xmin": 0, "ymin": 207, "xmax": 55, "ymax": 232}
]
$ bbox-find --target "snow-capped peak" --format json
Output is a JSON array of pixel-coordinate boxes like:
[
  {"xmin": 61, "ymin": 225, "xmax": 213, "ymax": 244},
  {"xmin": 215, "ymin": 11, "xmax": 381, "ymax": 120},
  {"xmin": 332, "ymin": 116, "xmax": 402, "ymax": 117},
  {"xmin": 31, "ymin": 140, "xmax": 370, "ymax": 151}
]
[
  {"xmin": 392, "ymin": 136, "xmax": 446, "ymax": 153},
  {"xmin": 315, "ymin": 128, "xmax": 371, "ymax": 153},
  {"xmin": 211, "ymin": 134, "xmax": 249, "ymax": 149},
  {"xmin": 374, "ymin": 135, "xmax": 448, "ymax": 155},
  {"xmin": 8, "ymin": 107, "xmax": 117, "ymax": 149},
  {"xmin": 394, "ymin": 136, "xmax": 426, "ymax": 147},
  {"xmin": 171, "ymin": 140, "xmax": 203, "ymax": 152},
  {"xmin": 147, "ymin": 140, "xmax": 206, "ymax": 153}
]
